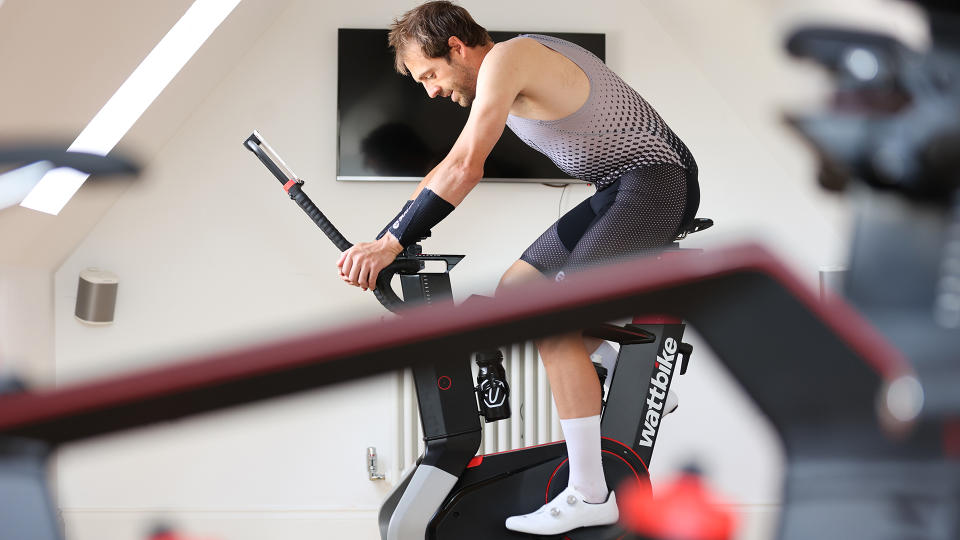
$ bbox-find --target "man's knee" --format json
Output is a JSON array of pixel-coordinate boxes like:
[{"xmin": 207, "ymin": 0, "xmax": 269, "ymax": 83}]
[
  {"xmin": 535, "ymin": 332, "xmax": 582, "ymax": 363},
  {"xmin": 497, "ymin": 259, "xmax": 544, "ymax": 294}
]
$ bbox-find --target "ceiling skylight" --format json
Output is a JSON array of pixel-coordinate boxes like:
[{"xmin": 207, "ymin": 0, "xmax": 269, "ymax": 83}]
[{"xmin": 20, "ymin": 0, "xmax": 242, "ymax": 215}]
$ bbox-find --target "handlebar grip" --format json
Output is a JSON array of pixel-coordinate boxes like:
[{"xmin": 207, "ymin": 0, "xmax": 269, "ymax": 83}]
[
  {"xmin": 373, "ymin": 258, "xmax": 421, "ymax": 313},
  {"xmin": 289, "ymin": 184, "xmax": 407, "ymax": 313},
  {"xmin": 374, "ymin": 270, "xmax": 404, "ymax": 312},
  {"xmin": 287, "ymin": 185, "xmax": 353, "ymax": 252}
]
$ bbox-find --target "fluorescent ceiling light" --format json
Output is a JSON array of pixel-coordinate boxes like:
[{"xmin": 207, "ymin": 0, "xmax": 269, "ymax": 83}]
[{"xmin": 20, "ymin": 0, "xmax": 242, "ymax": 215}]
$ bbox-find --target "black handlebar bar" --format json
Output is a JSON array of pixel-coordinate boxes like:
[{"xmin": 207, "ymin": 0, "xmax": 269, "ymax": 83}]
[{"xmin": 243, "ymin": 130, "xmax": 414, "ymax": 312}]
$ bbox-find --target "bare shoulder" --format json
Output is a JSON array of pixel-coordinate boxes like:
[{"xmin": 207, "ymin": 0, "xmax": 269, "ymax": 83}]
[
  {"xmin": 494, "ymin": 36, "xmax": 543, "ymax": 55},
  {"xmin": 479, "ymin": 37, "xmax": 543, "ymax": 75}
]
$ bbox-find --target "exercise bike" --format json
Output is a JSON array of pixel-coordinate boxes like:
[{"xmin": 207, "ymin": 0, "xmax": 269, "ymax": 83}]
[{"xmin": 243, "ymin": 131, "xmax": 712, "ymax": 539}]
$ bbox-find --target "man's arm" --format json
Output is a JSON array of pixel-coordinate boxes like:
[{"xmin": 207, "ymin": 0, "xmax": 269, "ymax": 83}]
[
  {"xmin": 338, "ymin": 43, "xmax": 529, "ymax": 290},
  {"xmin": 410, "ymin": 43, "xmax": 528, "ymax": 206},
  {"xmin": 408, "ymin": 165, "xmax": 437, "ymax": 200},
  {"xmin": 383, "ymin": 46, "xmax": 520, "ymax": 239}
]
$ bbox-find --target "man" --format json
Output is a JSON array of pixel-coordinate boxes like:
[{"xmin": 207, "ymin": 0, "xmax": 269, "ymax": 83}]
[{"xmin": 336, "ymin": 1, "xmax": 698, "ymax": 534}]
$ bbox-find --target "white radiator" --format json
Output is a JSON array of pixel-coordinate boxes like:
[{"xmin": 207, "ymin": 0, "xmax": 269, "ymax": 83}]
[{"xmin": 396, "ymin": 342, "xmax": 564, "ymax": 471}]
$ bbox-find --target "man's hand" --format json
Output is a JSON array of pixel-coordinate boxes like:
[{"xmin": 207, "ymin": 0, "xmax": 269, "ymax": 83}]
[{"xmin": 337, "ymin": 234, "xmax": 404, "ymax": 290}]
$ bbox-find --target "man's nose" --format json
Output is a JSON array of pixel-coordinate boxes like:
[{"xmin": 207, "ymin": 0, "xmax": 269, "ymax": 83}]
[{"xmin": 425, "ymin": 84, "xmax": 441, "ymax": 98}]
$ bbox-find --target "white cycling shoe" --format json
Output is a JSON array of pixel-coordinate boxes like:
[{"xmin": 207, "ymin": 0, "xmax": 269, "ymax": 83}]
[{"xmin": 505, "ymin": 485, "xmax": 619, "ymax": 535}]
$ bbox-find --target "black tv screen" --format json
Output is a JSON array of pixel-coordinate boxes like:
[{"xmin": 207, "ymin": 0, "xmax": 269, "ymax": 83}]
[{"xmin": 337, "ymin": 29, "xmax": 605, "ymax": 181}]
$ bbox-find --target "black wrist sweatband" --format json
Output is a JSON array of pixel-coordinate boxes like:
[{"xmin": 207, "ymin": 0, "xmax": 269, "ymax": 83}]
[
  {"xmin": 387, "ymin": 188, "xmax": 455, "ymax": 247},
  {"xmin": 376, "ymin": 200, "xmax": 413, "ymax": 240}
]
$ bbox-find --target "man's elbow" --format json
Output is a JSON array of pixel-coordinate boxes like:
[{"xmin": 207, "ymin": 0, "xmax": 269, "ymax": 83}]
[{"xmin": 453, "ymin": 161, "xmax": 484, "ymax": 189}]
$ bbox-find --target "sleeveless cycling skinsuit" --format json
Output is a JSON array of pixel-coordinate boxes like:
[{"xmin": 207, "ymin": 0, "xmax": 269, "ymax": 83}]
[{"xmin": 505, "ymin": 34, "xmax": 700, "ymax": 279}]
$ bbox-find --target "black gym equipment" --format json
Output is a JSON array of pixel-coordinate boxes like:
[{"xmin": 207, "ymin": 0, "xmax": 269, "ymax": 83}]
[
  {"xmin": 0, "ymin": 145, "xmax": 140, "ymax": 211},
  {"xmin": 243, "ymin": 130, "xmax": 710, "ymax": 539},
  {"xmin": 0, "ymin": 146, "xmax": 138, "ymax": 178},
  {"xmin": 625, "ymin": 0, "xmax": 960, "ymax": 537}
]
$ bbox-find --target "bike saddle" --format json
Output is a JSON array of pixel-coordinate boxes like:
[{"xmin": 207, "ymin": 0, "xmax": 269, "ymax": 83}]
[{"xmin": 675, "ymin": 217, "xmax": 713, "ymax": 240}]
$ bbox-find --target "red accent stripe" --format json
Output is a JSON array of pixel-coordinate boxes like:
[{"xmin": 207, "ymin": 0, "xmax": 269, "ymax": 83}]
[
  {"xmin": 544, "ymin": 449, "xmax": 644, "ymax": 503},
  {"xmin": 283, "ymin": 179, "xmax": 297, "ymax": 192},
  {"xmin": 545, "ymin": 459, "xmax": 567, "ymax": 502},
  {"xmin": 602, "ymin": 436, "xmax": 649, "ymax": 474},
  {"xmin": 466, "ymin": 456, "xmax": 484, "ymax": 468},
  {"xmin": 632, "ymin": 314, "xmax": 682, "ymax": 324},
  {"xmin": 470, "ymin": 440, "xmax": 566, "ymax": 460},
  {"xmin": 466, "ymin": 437, "xmax": 647, "ymax": 470}
]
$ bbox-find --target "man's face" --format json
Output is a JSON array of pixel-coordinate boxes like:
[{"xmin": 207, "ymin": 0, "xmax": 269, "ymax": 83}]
[{"xmin": 403, "ymin": 45, "xmax": 478, "ymax": 107}]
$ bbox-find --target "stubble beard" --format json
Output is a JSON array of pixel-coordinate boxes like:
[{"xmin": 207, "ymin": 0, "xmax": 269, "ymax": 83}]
[{"xmin": 450, "ymin": 61, "xmax": 477, "ymax": 107}]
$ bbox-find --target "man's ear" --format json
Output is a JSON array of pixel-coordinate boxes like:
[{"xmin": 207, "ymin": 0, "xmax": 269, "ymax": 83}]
[{"xmin": 447, "ymin": 36, "xmax": 466, "ymax": 58}]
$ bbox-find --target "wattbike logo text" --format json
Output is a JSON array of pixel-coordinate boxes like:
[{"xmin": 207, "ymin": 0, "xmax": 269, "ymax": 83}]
[{"xmin": 637, "ymin": 336, "xmax": 677, "ymax": 448}]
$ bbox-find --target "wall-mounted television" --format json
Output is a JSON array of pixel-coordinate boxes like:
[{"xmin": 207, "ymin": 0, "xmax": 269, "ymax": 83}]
[{"xmin": 337, "ymin": 29, "xmax": 605, "ymax": 182}]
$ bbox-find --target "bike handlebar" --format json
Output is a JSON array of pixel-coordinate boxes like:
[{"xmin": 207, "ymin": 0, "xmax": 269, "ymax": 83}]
[{"xmin": 243, "ymin": 130, "xmax": 411, "ymax": 312}]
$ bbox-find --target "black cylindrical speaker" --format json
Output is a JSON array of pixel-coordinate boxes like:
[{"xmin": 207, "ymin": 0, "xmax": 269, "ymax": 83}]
[{"xmin": 75, "ymin": 268, "xmax": 118, "ymax": 325}]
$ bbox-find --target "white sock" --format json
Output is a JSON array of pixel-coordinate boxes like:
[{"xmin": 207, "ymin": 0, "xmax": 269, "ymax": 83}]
[{"xmin": 560, "ymin": 415, "xmax": 608, "ymax": 503}]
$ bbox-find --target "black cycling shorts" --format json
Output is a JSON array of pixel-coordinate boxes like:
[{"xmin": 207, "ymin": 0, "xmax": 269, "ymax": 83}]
[{"xmin": 520, "ymin": 163, "xmax": 699, "ymax": 280}]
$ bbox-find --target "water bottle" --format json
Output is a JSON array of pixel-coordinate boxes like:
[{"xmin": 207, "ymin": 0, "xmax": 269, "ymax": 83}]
[{"xmin": 475, "ymin": 350, "xmax": 511, "ymax": 422}]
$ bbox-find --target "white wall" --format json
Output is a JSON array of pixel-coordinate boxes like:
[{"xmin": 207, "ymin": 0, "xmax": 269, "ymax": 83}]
[
  {"xmin": 0, "ymin": 265, "xmax": 53, "ymax": 384},
  {"xmin": 50, "ymin": 1, "xmax": 927, "ymax": 539}
]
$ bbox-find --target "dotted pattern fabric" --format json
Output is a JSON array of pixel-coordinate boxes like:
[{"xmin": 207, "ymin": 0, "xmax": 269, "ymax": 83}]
[
  {"xmin": 520, "ymin": 164, "xmax": 694, "ymax": 277},
  {"xmin": 505, "ymin": 34, "xmax": 696, "ymax": 189}
]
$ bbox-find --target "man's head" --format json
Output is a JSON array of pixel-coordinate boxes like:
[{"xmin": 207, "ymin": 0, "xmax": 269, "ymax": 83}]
[{"xmin": 388, "ymin": 1, "xmax": 492, "ymax": 107}]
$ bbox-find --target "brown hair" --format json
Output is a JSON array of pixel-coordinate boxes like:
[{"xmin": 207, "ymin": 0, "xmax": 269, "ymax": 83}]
[{"xmin": 388, "ymin": 1, "xmax": 492, "ymax": 74}]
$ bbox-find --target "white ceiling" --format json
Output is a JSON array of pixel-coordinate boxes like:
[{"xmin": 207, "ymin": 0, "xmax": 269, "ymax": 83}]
[{"xmin": 0, "ymin": 0, "xmax": 284, "ymax": 270}]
